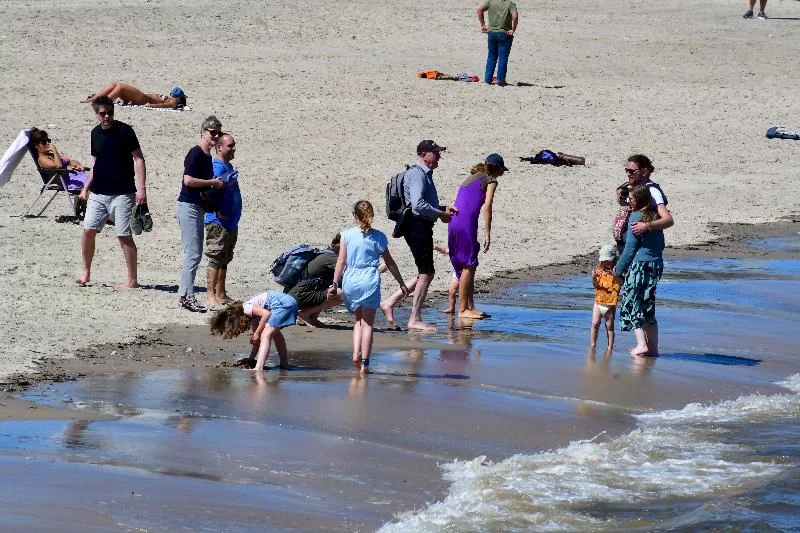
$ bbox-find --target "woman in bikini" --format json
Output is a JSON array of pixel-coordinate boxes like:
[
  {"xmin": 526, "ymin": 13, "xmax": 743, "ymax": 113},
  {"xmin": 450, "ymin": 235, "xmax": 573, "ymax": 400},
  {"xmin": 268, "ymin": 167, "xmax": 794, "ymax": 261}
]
[
  {"xmin": 81, "ymin": 83, "xmax": 187, "ymax": 109},
  {"xmin": 28, "ymin": 127, "xmax": 88, "ymax": 190}
]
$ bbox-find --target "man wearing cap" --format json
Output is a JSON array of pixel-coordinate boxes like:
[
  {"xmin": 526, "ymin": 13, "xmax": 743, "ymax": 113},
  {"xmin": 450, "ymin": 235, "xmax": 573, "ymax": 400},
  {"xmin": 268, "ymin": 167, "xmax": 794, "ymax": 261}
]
[
  {"xmin": 401, "ymin": 140, "xmax": 458, "ymax": 332},
  {"xmin": 477, "ymin": 0, "xmax": 518, "ymax": 86},
  {"xmin": 77, "ymin": 95, "xmax": 147, "ymax": 288}
]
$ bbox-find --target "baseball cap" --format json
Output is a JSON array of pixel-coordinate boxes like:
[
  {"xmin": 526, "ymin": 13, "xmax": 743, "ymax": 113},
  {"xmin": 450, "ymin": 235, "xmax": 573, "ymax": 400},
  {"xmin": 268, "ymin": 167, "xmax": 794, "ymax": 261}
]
[
  {"xmin": 170, "ymin": 87, "xmax": 186, "ymax": 99},
  {"xmin": 485, "ymin": 153, "xmax": 509, "ymax": 171},
  {"xmin": 599, "ymin": 244, "xmax": 616, "ymax": 262},
  {"xmin": 417, "ymin": 140, "xmax": 446, "ymax": 155}
]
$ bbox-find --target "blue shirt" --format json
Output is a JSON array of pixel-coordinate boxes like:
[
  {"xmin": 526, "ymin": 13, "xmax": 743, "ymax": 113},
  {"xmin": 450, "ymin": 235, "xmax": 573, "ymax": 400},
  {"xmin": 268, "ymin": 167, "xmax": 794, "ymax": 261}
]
[
  {"xmin": 403, "ymin": 162, "xmax": 443, "ymax": 221},
  {"xmin": 615, "ymin": 211, "xmax": 665, "ymax": 275},
  {"xmin": 204, "ymin": 159, "xmax": 242, "ymax": 231}
]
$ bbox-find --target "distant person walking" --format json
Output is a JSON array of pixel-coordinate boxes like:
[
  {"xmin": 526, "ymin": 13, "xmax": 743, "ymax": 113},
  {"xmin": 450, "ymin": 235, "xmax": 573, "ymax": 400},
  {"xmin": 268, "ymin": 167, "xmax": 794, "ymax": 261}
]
[
  {"xmin": 77, "ymin": 96, "xmax": 147, "ymax": 289},
  {"xmin": 447, "ymin": 153, "xmax": 506, "ymax": 319},
  {"xmin": 329, "ymin": 201, "xmax": 407, "ymax": 374},
  {"xmin": 477, "ymin": 0, "xmax": 518, "ymax": 86},
  {"xmin": 615, "ymin": 185, "xmax": 665, "ymax": 357},
  {"xmin": 401, "ymin": 140, "xmax": 457, "ymax": 332},
  {"xmin": 176, "ymin": 116, "xmax": 225, "ymax": 313},
  {"xmin": 205, "ymin": 133, "xmax": 241, "ymax": 307},
  {"xmin": 743, "ymin": 0, "xmax": 768, "ymax": 19}
]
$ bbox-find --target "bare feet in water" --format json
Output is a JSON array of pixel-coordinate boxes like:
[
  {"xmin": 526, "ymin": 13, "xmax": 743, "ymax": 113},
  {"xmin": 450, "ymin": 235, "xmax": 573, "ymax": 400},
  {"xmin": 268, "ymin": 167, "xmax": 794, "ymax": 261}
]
[
  {"xmin": 442, "ymin": 307, "xmax": 455, "ymax": 314},
  {"xmin": 458, "ymin": 309, "xmax": 485, "ymax": 319},
  {"xmin": 407, "ymin": 321, "xmax": 438, "ymax": 332},
  {"xmin": 629, "ymin": 345, "xmax": 650, "ymax": 357}
]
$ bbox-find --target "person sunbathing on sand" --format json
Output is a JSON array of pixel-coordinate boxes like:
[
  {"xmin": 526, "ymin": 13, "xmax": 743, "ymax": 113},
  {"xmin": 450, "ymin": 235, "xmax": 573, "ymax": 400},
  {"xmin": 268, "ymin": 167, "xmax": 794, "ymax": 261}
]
[{"xmin": 81, "ymin": 83, "xmax": 187, "ymax": 109}]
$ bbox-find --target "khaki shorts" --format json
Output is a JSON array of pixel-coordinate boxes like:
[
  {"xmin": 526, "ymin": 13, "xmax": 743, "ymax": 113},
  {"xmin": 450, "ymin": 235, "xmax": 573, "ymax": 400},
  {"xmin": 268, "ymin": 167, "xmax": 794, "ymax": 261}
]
[
  {"xmin": 84, "ymin": 193, "xmax": 135, "ymax": 236},
  {"xmin": 205, "ymin": 223, "xmax": 238, "ymax": 268}
]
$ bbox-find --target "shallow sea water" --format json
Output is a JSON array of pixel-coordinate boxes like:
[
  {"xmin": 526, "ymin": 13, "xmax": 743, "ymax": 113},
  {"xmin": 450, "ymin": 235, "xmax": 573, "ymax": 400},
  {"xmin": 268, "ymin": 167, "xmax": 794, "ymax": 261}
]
[{"xmin": 1, "ymin": 237, "xmax": 799, "ymax": 532}]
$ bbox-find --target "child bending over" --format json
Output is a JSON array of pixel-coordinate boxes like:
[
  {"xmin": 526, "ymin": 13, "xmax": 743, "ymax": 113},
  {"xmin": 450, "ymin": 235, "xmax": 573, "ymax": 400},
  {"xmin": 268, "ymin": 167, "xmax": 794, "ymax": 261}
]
[{"xmin": 210, "ymin": 291, "xmax": 299, "ymax": 371}]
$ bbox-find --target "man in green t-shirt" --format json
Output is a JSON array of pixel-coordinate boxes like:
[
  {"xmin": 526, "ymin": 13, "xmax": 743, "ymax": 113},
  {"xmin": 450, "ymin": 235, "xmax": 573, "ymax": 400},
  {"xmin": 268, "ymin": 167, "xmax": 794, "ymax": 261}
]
[{"xmin": 477, "ymin": 0, "xmax": 519, "ymax": 86}]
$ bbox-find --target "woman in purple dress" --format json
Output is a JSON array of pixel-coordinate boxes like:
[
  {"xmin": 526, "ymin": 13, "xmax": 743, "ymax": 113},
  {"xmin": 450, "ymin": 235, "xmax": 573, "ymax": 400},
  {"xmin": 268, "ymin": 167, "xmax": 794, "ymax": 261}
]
[{"xmin": 447, "ymin": 153, "xmax": 506, "ymax": 319}]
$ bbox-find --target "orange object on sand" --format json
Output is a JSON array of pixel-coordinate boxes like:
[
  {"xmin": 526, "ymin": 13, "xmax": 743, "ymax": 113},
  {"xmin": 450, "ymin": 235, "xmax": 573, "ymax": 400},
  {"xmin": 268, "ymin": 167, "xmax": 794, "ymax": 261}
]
[{"xmin": 418, "ymin": 70, "xmax": 441, "ymax": 79}]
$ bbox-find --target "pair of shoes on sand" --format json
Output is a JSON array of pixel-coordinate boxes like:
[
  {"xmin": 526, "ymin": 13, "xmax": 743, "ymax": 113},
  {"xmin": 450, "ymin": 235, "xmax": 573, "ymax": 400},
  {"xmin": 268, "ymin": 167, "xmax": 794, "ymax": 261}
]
[
  {"xmin": 130, "ymin": 204, "xmax": 153, "ymax": 235},
  {"xmin": 743, "ymin": 10, "xmax": 767, "ymax": 19}
]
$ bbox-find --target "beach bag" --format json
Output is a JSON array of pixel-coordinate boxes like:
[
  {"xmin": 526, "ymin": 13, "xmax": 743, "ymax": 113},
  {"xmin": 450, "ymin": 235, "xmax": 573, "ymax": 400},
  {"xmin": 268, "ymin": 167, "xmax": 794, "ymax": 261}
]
[{"xmin": 270, "ymin": 245, "xmax": 325, "ymax": 287}]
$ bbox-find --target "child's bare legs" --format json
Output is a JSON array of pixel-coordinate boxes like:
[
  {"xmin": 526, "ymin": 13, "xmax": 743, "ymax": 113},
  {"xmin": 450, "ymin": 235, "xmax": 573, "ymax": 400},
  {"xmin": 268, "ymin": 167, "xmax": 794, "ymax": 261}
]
[
  {"xmin": 353, "ymin": 307, "xmax": 376, "ymax": 374},
  {"xmin": 443, "ymin": 276, "xmax": 458, "ymax": 314},
  {"xmin": 604, "ymin": 307, "xmax": 616, "ymax": 351},
  {"xmin": 458, "ymin": 267, "xmax": 483, "ymax": 319},
  {"xmin": 272, "ymin": 330, "xmax": 289, "ymax": 369},
  {"xmin": 589, "ymin": 303, "xmax": 602, "ymax": 348},
  {"xmin": 380, "ymin": 277, "xmax": 417, "ymax": 326},
  {"xmin": 630, "ymin": 327, "xmax": 649, "ymax": 357},
  {"xmin": 254, "ymin": 326, "xmax": 286, "ymax": 371}
]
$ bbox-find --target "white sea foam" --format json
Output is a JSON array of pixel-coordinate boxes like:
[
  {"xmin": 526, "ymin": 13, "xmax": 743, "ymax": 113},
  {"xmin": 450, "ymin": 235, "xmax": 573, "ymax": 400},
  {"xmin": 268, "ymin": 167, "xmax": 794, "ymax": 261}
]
[{"xmin": 380, "ymin": 374, "xmax": 800, "ymax": 532}]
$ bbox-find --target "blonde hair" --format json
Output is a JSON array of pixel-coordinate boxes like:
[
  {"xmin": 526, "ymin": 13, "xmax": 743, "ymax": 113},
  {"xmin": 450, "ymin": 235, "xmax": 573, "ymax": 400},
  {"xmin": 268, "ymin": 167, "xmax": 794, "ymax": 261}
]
[
  {"xmin": 353, "ymin": 200, "xmax": 374, "ymax": 233},
  {"xmin": 209, "ymin": 301, "xmax": 252, "ymax": 339}
]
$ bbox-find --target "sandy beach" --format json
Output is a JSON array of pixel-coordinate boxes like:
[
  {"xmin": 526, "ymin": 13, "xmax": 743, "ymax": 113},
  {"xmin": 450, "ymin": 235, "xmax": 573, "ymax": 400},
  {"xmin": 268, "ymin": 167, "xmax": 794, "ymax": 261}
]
[{"xmin": 1, "ymin": 1, "xmax": 799, "ymax": 386}]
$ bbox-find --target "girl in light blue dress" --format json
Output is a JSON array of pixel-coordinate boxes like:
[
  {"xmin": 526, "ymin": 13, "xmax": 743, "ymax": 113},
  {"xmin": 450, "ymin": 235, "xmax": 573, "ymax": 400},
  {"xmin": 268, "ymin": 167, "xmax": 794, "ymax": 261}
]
[{"xmin": 329, "ymin": 201, "xmax": 407, "ymax": 373}]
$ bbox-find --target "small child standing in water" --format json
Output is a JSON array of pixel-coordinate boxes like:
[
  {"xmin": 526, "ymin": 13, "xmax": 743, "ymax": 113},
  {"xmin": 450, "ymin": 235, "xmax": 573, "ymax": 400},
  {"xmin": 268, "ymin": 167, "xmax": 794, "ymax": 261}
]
[{"xmin": 590, "ymin": 244, "xmax": 621, "ymax": 351}]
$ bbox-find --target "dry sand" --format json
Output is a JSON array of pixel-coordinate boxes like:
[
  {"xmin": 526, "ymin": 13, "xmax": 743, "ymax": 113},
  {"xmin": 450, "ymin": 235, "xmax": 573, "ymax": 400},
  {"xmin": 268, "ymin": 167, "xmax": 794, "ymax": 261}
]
[{"xmin": 1, "ymin": 0, "xmax": 799, "ymax": 382}]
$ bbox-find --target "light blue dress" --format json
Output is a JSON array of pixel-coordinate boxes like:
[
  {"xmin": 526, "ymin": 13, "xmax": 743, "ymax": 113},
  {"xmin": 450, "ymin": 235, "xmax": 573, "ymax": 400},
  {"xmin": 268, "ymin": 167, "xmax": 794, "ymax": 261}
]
[{"xmin": 341, "ymin": 226, "xmax": 388, "ymax": 312}]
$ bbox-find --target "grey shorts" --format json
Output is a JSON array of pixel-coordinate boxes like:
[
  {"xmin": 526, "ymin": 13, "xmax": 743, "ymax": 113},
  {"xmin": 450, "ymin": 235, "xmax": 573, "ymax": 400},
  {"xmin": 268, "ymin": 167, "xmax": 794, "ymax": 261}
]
[{"xmin": 83, "ymin": 193, "xmax": 136, "ymax": 236}]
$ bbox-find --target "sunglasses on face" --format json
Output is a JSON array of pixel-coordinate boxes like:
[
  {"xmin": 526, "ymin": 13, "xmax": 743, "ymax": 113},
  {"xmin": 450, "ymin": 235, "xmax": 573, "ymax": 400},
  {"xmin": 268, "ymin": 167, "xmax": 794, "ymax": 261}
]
[
  {"xmin": 206, "ymin": 129, "xmax": 222, "ymax": 137},
  {"xmin": 625, "ymin": 168, "xmax": 640, "ymax": 175},
  {"xmin": 97, "ymin": 110, "xmax": 114, "ymax": 117}
]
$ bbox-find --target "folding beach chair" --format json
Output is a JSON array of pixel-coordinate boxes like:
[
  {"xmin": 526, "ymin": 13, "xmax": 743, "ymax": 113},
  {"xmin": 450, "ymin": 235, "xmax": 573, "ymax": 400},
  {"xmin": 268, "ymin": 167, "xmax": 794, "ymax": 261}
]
[{"xmin": 23, "ymin": 143, "xmax": 89, "ymax": 219}]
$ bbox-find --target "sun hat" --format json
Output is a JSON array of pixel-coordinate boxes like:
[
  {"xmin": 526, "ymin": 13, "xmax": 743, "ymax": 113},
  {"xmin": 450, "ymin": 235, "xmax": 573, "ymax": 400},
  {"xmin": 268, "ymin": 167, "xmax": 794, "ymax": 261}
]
[
  {"xmin": 169, "ymin": 87, "xmax": 186, "ymax": 99},
  {"xmin": 417, "ymin": 139, "xmax": 446, "ymax": 155},
  {"xmin": 485, "ymin": 153, "xmax": 509, "ymax": 171},
  {"xmin": 599, "ymin": 244, "xmax": 616, "ymax": 262}
]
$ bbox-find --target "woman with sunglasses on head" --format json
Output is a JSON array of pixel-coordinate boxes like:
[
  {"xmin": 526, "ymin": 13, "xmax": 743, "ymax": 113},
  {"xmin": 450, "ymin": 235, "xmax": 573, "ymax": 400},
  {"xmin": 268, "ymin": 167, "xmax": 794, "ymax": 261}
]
[
  {"xmin": 176, "ymin": 116, "xmax": 226, "ymax": 312},
  {"xmin": 81, "ymin": 83, "xmax": 187, "ymax": 109}
]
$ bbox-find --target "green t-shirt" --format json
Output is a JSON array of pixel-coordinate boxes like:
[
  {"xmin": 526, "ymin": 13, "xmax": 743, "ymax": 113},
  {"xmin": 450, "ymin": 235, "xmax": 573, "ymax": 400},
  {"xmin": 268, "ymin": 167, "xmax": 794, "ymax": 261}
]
[{"xmin": 480, "ymin": 0, "xmax": 517, "ymax": 33}]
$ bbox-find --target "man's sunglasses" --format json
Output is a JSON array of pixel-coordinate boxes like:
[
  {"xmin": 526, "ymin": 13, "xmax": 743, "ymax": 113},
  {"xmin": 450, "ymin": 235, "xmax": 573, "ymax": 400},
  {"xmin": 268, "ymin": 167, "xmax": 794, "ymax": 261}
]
[{"xmin": 97, "ymin": 110, "xmax": 114, "ymax": 117}]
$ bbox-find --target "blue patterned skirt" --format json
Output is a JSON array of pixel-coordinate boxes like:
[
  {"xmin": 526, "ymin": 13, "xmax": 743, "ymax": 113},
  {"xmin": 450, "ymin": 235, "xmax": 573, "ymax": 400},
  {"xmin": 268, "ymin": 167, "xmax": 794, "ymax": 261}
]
[{"xmin": 619, "ymin": 260, "xmax": 663, "ymax": 331}]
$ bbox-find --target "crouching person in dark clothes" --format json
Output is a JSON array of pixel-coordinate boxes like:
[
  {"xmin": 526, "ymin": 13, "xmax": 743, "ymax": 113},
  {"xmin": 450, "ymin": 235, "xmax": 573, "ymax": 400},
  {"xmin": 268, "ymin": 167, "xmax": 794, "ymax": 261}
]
[{"xmin": 289, "ymin": 234, "xmax": 343, "ymax": 327}]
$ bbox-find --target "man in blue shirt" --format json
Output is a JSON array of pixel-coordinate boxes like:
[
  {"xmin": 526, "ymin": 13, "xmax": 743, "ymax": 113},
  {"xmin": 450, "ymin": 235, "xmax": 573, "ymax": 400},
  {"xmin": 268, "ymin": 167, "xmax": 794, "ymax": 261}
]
[
  {"xmin": 401, "ymin": 139, "xmax": 457, "ymax": 331},
  {"xmin": 204, "ymin": 133, "xmax": 242, "ymax": 306}
]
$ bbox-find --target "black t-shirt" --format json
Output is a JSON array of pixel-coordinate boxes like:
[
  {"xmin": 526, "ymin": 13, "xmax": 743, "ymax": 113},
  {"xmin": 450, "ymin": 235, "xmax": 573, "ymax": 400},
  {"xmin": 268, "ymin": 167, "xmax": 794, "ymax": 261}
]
[
  {"xmin": 90, "ymin": 121, "xmax": 140, "ymax": 195},
  {"xmin": 177, "ymin": 145, "xmax": 214, "ymax": 205}
]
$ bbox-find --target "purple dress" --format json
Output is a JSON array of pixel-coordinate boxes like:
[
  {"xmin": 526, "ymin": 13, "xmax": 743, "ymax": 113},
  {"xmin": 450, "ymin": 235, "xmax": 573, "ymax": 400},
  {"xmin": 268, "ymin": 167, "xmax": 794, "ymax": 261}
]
[{"xmin": 448, "ymin": 173, "xmax": 496, "ymax": 279}]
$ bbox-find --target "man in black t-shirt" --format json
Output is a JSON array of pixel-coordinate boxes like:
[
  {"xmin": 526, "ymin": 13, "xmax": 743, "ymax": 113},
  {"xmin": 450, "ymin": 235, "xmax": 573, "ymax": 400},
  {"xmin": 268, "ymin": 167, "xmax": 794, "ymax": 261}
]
[{"xmin": 77, "ymin": 96, "xmax": 147, "ymax": 288}]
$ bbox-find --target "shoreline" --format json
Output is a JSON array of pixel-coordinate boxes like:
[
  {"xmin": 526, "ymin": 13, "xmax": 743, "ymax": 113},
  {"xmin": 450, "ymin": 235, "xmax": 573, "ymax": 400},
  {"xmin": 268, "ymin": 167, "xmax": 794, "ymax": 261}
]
[{"xmin": 2, "ymin": 216, "xmax": 797, "ymax": 420}]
